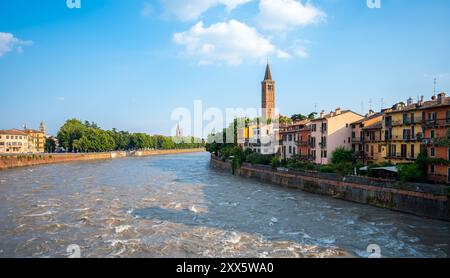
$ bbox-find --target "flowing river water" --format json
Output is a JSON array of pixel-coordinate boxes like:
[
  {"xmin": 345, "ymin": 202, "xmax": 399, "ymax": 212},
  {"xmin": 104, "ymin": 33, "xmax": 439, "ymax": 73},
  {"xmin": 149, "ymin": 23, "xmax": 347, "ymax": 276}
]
[{"xmin": 0, "ymin": 152, "xmax": 449, "ymax": 258}]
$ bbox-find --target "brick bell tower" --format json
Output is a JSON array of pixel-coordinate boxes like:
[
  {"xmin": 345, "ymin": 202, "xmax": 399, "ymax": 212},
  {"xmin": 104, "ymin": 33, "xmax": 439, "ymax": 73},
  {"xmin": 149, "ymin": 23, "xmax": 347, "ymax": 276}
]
[{"xmin": 261, "ymin": 62, "xmax": 275, "ymax": 120}]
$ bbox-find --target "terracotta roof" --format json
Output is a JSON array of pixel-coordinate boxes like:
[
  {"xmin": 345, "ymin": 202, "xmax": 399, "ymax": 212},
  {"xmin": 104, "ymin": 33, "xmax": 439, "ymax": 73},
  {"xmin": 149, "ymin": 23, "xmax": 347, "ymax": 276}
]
[
  {"xmin": 0, "ymin": 129, "xmax": 27, "ymax": 136},
  {"xmin": 311, "ymin": 110, "xmax": 362, "ymax": 121},
  {"xmin": 351, "ymin": 112, "xmax": 383, "ymax": 125},
  {"xmin": 386, "ymin": 93, "xmax": 449, "ymax": 113},
  {"xmin": 363, "ymin": 122, "xmax": 383, "ymax": 130}
]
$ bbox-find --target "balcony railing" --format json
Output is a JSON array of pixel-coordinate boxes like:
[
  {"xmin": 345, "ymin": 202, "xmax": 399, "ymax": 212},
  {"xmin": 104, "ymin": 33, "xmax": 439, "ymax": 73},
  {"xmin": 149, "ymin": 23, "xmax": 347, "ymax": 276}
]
[{"xmin": 422, "ymin": 118, "xmax": 450, "ymax": 128}]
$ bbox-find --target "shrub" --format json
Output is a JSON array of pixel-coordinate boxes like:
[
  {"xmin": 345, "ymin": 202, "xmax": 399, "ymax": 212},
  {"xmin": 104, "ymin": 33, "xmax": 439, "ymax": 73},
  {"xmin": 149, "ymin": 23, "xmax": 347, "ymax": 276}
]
[
  {"xmin": 270, "ymin": 156, "xmax": 281, "ymax": 169},
  {"xmin": 246, "ymin": 153, "xmax": 274, "ymax": 165},
  {"xmin": 319, "ymin": 165, "xmax": 334, "ymax": 173},
  {"xmin": 398, "ymin": 163, "xmax": 424, "ymax": 182},
  {"xmin": 331, "ymin": 147, "xmax": 354, "ymax": 164}
]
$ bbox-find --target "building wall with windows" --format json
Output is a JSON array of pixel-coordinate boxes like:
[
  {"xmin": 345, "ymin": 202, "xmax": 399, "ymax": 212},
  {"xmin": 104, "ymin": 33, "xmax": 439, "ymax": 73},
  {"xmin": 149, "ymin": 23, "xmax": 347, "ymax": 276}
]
[
  {"xmin": 382, "ymin": 102, "xmax": 424, "ymax": 164},
  {"xmin": 24, "ymin": 129, "xmax": 46, "ymax": 153},
  {"xmin": 311, "ymin": 109, "xmax": 363, "ymax": 165},
  {"xmin": 422, "ymin": 93, "xmax": 450, "ymax": 183},
  {"xmin": 0, "ymin": 130, "xmax": 29, "ymax": 154}
]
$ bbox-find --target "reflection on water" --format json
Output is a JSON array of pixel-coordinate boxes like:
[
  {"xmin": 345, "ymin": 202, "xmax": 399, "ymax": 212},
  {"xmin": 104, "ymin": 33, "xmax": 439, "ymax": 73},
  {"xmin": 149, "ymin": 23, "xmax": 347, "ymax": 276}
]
[{"xmin": 0, "ymin": 152, "xmax": 449, "ymax": 258}]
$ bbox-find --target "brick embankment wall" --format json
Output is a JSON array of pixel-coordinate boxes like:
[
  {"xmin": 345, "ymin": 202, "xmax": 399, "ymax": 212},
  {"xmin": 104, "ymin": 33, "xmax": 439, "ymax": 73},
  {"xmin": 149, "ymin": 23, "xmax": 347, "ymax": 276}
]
[
  {"xmin": 210, "ymin": 155, "xmax": 450, "ymax": 221},
  {"xmin": 0, "ymin": 148, "xmax": 205, "ymax": 170}
]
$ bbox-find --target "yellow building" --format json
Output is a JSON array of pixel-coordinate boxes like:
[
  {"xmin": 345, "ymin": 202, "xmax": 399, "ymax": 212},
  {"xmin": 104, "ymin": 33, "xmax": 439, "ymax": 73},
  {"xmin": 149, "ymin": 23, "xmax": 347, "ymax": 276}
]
[
  {"xmin": 24, "ymin": 122, "xmax": 46, "ymax": 153},
  {"xmin": 351, "ymin": 111, "xmax": 384, "ymax": 164},
  {"xmin": 382, "ymin": 99, "xmax": 424, "ymax": 163}
]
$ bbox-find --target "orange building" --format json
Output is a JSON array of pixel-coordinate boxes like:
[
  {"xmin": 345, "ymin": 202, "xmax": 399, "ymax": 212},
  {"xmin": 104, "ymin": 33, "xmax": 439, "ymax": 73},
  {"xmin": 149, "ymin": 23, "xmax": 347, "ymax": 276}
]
[{"xmin": 422, "ymin": 92, "xmax": 450, "ymax": 183}]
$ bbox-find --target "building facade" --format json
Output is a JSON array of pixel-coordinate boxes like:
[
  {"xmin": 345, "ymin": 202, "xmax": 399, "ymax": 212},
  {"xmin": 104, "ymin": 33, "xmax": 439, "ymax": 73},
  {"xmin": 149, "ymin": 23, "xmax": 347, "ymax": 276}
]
[
  {"xmin": 382, "ymin": 99, "xmax": 424, "ymax": 164},
  {"xmin": 310, "ymin": 108, "xmax": 363, "ymax": 165},
  {"xmin": 350, "ymin": 111, "xmax": 384, "ymax": 164},
  {"xmin": 421, "ymin": 93, "xmax": 450, "ymax": 183},
  {"xmin": 0, "ymin": 130, "xmax": 29, "ymax": 153},
  {"xmin": 279, "ymin": 120, "xmax": 309, "ymax": 160}
]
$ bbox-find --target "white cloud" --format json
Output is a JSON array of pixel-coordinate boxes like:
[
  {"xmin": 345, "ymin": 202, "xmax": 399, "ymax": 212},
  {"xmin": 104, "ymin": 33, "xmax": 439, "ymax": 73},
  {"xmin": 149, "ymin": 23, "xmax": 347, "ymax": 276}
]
[
  {"xmin": 257, "ymin": 0, "xmax": 326, "ymax": 31},
  {"xmin": 56, "ymin": 97, "xmax": 65, "ymax": 102},
  {"xmin": 162, "ymin": 0, "xmax": 252, "ymax": 21},
  {"xmin": 173, "ymin": 20, "xmax": 289, "ymax": 65},
  {"xmin": 140, "ymin": 2, "xmax": 154, "ymax": 17},
  {"xmin": 0, "ymin": 32, "xmax": 33, "ymax": 57}
]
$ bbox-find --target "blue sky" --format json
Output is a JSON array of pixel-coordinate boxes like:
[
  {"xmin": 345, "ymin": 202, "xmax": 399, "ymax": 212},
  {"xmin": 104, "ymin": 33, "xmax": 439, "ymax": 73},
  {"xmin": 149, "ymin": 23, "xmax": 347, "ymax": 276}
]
[{"xmin": 0, "ymin": 0, "xmax": 449, "ymax": 136}]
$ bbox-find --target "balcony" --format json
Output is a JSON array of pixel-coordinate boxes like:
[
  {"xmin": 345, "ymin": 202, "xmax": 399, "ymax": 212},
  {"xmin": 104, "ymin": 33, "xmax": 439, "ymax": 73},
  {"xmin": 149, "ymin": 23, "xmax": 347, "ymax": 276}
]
[
  {"xmin": 296, "ymin": 141, "xmax": 309, "ymax": 147},
  {"xmin": 422, "ymin": 118, "xmax": 450, "ymax": 128}
]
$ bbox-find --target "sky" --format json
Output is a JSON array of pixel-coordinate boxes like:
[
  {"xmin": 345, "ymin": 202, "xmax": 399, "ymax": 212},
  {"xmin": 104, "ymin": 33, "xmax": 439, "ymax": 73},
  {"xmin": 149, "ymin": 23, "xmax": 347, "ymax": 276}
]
[{"xmin": 0, "ymin": 0, "xmax": 449, "ymax": 136}]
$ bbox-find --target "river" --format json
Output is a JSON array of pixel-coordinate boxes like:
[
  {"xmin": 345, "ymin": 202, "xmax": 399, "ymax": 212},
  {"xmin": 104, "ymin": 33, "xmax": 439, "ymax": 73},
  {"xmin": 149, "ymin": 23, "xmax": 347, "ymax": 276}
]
[{"xmin": 0, "ymin": 152, "xmax": 449, "ymax": 258}]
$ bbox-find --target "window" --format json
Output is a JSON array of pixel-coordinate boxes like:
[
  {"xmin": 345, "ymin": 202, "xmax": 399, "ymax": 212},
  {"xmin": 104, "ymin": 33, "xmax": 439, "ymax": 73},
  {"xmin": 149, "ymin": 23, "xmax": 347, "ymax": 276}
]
[
  {"xmin": 348, "ymin": 137, "xmax": 351, "ymax": 144},
  {"xmin": 410, "ymin": 144, "xmax": 415, "ymax": 159},
  {"xmin": 321, "ymin": 123, "xmax": 327, "ymax": 132},
  {"xmin": 293, "ymin": 148, "xmax": 296, "ymax": 155},
  {"xmin": 429, "ymin": 112, "xmax": 437, "ymax": 121},
  {"xmin": 289, "ymin": 146, "xmax": 292, "ymax": 154},
  {"xmin": 447, "ymin": 110, "xmax": 450, "ymax": 124},
  {"xmin": 410, "ymin": 112, "xmax": 415, "ymax": 124},
  {"xmin": 352, "ymin": 131, "xmax": 356, "ymax": 139},
  {"xmin": 323, "ymin": 151, "xmax": 327, "ymax": 158},
  {"xmin": 311, "ymin": 124, "xmax": 317, "ymax": 132},
  {"xmin": 430, "ymin": 164, "xmax": 435, "ymax": 174},
  {"xmin": 430, "ymin": 130, "xmax": 435, "ymax": 139},
  {"xmin": 6, "ymin": 136, "xmax": 9, "ymax": 139},
  {"xmin": 430, "ymin": 147, "xmax": 436, "ymax": 157},
  {"xmin": 401, "ymin": 144, "xmax": 407, "ymax": 158}
]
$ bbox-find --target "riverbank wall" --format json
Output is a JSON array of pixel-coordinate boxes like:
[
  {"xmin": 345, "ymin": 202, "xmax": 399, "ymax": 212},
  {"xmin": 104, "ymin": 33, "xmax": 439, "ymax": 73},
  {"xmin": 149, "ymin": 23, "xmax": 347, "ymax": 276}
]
[
  {"xmin": 0, "ymin": 148, "xmax": 205, "ymax": 170},
  {"xmin": 210, "ymin": 155, "xmax": 450, "ymax": 221}
]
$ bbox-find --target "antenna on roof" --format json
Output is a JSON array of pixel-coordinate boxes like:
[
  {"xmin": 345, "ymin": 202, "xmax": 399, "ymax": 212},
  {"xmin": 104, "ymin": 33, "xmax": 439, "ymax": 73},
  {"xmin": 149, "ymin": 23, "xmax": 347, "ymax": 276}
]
[
  {"xmin": 361, "ymin": 101, "xmax": 364, "ymax": 115},
  {"xmin": 369, "ymin": 98, "xmax": 372, "ymax": 111},
  {"xmin": 380, "ymin": 98, "xmax": 384, "ymax": 111},
  {"xmin": 433, "ymin": 77, "xmax": 437, "ymax": 96}
]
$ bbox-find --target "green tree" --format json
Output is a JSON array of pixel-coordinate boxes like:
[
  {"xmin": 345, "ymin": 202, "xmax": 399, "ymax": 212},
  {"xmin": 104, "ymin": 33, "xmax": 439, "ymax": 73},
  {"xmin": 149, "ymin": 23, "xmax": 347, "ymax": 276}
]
[
  {"xmin": 57, "ymin": 119, "xmax": 87, "ymax": 152},
  {"xmin": 308, "ymin": 112, "xmax": 318, "ymax": 120},
  {"xmin": 44, "ymin": 138, "xmax": 56, "ymax": 153},
  {"xmin": 331, "ymin": 147, "xmax": 354, "ymax": 164},
  {"xmin": 291, "ymin": 114, "xmax": 306, "ymax": 121}
]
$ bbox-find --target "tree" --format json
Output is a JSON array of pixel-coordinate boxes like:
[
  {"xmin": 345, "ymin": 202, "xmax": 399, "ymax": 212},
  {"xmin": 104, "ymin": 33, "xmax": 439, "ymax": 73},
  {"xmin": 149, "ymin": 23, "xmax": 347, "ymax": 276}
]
[
  {"xmin": 308, "ymin": 112, "xmax": 318, "ymax": 120},
  {"xmin": 331, "ymin": 147, "xmax": 354, "ymax": 164},
  {"xmin": 45, "ymin": 138, "xmax": 56, "ymax": 153},
  {"xmin": 57, "ymin": 119, "xmax": 87, "ymax": 152},
  {"xmin": 73, "ymin": 128, "xmax": 116, "ymax": 152},
  {"xmin": 291, "ymin": 114, "xmax": 306, "ymax": 121}
]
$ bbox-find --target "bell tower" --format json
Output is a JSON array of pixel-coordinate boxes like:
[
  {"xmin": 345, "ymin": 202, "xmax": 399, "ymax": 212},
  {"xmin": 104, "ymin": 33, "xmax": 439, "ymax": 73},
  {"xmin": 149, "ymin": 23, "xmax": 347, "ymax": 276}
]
[{"xmin": 261, "ymin": 63, "xmax": 275, "ymax": 120}]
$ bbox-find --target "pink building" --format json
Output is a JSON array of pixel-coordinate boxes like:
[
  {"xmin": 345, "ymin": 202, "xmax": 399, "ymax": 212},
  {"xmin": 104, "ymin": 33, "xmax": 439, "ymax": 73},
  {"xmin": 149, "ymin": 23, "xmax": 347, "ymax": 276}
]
[{"xmin": 309, "ymin": 108, "xmax": 363, "ymax": 164}]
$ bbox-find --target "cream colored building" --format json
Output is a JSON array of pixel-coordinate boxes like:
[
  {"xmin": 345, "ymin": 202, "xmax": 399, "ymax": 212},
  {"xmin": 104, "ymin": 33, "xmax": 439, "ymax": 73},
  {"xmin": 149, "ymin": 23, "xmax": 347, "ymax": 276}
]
[
  {"xmin": 310, "ymin": 108, "xmax": 364, "ymax": 164},
  {"xmin": 0, "ymin": 130, "xmax": 29, "ymax": 154}
]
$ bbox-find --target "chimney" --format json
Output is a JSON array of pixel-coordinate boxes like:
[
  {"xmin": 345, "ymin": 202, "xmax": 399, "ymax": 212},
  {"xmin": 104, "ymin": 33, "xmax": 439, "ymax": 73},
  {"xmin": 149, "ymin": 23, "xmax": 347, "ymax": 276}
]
[
  {"xmin": 407, "ymin": 97, "xmax": 413, "ymax": 106},
  {"xmin": 418, "ymin": 95, "xmax": 424, "ymax": 106},
  {"xmin": 437, "ymin": 92, "xmax": 446, "ymax": 104},
  {"xmin": 431, "ymin": 95, "xmax": 436, "ymax": 101},
  {"xmin": 320, "ymin": 110, "xmax": 325, "ymax": 118},
  {"xmin": 368, "ymin": 109, "xmax": 375, "ymax": 116},
  {"xmin": 335, "ymin": 108, "xmax": 342, "ymax": 115}
]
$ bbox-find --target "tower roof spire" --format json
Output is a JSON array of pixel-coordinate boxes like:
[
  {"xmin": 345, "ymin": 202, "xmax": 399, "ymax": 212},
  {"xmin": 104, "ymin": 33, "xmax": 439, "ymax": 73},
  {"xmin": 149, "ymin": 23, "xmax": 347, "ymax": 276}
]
[{"xmin": 264, "ymin": 62, "xmax": 272, "ymax": 81}]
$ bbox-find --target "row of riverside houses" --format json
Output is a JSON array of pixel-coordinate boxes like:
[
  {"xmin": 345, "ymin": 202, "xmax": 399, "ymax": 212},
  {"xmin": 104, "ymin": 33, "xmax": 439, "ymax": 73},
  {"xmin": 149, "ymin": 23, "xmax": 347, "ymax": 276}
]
[
  {"xmin": 0, "ymin": 122, "xmax": 47, "ymax": 154},
  {"xmin": 237, "ymin": 63, "xmax": 449, "ymax": 184},
  {"xmin": 277, "ymin": 93, "xmax": 449, "ymax": 183}
]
